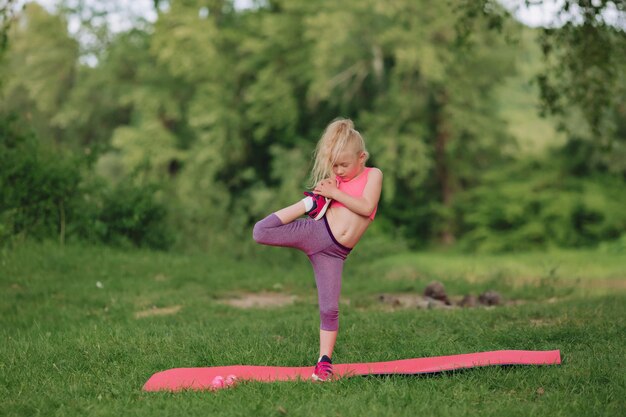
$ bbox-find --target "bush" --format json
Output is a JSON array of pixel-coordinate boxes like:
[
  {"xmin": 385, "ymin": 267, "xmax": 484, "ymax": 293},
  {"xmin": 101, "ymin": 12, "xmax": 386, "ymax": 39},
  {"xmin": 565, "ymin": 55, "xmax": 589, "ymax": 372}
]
[
  {"xmin": 0, "ymin": 114, "xmax": 172, "ymax": 250},
  {"xmin": 95, "ymin": 182, "xmax": 173, "ymax": 250},
  {"xmin": 0, "ymin": 114, "xmax": 81, "ymax": 243},
  {"xmin": 454, "ymin": 159, "xmax": 626, "ymax": 252}
]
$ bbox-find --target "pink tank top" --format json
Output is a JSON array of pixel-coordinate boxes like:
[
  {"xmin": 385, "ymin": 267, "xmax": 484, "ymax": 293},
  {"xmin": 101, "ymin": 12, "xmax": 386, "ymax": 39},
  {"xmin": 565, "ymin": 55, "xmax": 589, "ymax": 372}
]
[{"xmin": 330, "ymin": 167, "xmax": 378, "ymax": 220}]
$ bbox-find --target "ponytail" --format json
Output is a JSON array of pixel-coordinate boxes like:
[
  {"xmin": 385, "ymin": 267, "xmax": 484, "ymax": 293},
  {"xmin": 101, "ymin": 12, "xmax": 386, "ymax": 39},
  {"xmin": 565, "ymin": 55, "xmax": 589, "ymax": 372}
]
[{"xmin": 309, "ymin": 118, "xmax": 368, "ymax": 187}]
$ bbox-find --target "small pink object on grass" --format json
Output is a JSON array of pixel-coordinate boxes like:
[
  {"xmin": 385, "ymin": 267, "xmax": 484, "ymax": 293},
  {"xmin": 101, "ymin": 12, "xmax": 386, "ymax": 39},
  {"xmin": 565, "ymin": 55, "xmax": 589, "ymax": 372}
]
[
  {"xmin": 210, "ymin": 375, "xmax": 238, "ymax": 391},
  {"xmin": 210, "ymin": 376, "xmax": 224, "ymax": 390}
]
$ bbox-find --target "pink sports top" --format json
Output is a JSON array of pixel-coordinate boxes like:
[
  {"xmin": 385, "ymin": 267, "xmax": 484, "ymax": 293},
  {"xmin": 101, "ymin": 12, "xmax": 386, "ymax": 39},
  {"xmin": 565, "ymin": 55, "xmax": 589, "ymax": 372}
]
[{"xmin": 330, "ymin": 167, "xmax": 378, "ymax": 220}]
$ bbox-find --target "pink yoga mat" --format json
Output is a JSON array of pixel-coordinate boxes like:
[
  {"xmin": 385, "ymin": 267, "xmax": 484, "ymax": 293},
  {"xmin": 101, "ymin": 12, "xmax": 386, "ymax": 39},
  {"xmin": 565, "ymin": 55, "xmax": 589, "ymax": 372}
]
[{"xmin": 143, "ymin": 349, "xmax": 561, "ymax": 392}]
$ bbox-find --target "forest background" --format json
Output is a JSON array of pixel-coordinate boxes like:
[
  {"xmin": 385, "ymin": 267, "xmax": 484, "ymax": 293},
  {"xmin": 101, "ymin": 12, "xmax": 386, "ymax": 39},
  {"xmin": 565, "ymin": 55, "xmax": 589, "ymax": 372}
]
[{"xmin": 1, "ymin": 0, "xmax": 625, "ymax": 255}]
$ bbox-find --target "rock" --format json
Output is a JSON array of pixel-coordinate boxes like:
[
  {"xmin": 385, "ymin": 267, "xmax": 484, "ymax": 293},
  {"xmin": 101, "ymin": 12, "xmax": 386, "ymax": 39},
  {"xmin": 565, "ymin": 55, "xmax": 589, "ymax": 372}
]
[
  {"xmin": 459, "ymin": 294, "xmax": 478, "ymax": 308},
  {"xmin": 478, "ymin": 290, "xmax": 502, "ymax": 306},
  {"xmin": 377, "ymin": 293, "xmax": 457, "ymax": 309},
  {"xmin": 378, "ymin": 294, "xmax": 402, "ymax": 307},
  {"xmin": 424, "ymin": 296, "xmax": 451, "ymax": 309},
  {"xmin": 423, "ymin": 281, "xmax": 451, "ymax": 305}
]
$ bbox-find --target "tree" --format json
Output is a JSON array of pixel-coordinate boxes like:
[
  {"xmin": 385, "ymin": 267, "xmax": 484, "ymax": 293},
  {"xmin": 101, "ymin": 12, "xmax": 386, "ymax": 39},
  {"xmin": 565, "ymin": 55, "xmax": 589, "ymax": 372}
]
[
  {"xmin": 307, "ymin": 0, "xmax": 518, "ymax": 244},
  {"xmin": 1, "ymin": 3, "xmax": 79, "ymax": 146},
  {"xmin": 458, "ymin": 0, "xmax": 626, "ymax": 174},
  {"xmin": 0, "ymin": 0, "xmax": 18, "ymax": 62}
]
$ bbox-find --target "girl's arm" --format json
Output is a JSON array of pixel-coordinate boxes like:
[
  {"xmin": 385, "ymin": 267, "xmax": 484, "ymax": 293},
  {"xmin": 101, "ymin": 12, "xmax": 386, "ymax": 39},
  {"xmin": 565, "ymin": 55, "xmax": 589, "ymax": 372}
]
[{"xmin": 314, "ymin": 168, "xmax": 383, "ymax": 218}]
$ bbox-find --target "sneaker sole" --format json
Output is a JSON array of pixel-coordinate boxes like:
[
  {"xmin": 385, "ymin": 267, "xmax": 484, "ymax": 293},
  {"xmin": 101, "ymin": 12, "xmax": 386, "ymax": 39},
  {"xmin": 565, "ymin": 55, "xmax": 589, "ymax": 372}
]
[
  {"xmin": 313, "ymin": 198, "xmax": 331, "ymax": 221},
  {"xmin": 311, "ymin": 373, "xmax": 330, "ymax": 382}
]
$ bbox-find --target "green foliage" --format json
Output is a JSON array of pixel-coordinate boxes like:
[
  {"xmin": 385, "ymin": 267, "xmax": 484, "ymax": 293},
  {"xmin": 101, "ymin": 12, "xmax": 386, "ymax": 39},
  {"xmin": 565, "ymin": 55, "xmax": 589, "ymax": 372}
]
[
  {"xmin": 0, "ymin": 0, "xmax": 18, "ymax": 65},
  {"xmin": 0, "ymin": 113, "xmax": 172, "ymax": 249},
  {"xmin": 0, "ymin": 114, "xmax": 81, "ymax": 243},
  {"xmin": 65, "ymin": 174, "xmax": 174, "ymax": 251},
  {"xmin": 50, "ymin": 29, "xmax": 150, "ymax": 155},
  {"xmin": 598, "ymin": 233, "xmax": 626, "ymax": 254},
  {"xmin": 459, "ymin": 1, "xmax": 626, "ymax": 149},
  {"xmin": 463, "ymin": 0, "xmax": 626, "ymax": 180},
  {"xmin": 93, "ymin": 182, "xmax": 173, "ymax": 250},
  {"xmin": 1, "ymin": 1, "xmax": 623, "ymax": 253},
  {"xmin": 494, "ymin": 27, "xmax": 566, "ymax": 155},
  {"xmin": 1, "ymin": 3, "xmax": 78, "ymax": 145},
  {"xmin": 455, "ymin": 159, "xmax": 626, "ymax": 253}
]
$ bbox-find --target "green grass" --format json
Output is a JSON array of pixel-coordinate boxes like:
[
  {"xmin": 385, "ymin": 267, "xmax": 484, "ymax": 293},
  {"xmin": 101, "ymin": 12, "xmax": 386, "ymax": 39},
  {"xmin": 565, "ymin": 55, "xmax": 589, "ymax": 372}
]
[
  {"xmin": 1, "ymin": 242, "xmax": 625, "ymax": 416},
  {"xmin": 348, "ymin": 249, "xmax": 625, "ymax": 298}
]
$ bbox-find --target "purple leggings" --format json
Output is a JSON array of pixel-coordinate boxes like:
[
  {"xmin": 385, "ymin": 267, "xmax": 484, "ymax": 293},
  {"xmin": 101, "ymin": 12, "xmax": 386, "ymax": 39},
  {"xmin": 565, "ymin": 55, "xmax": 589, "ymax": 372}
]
[{"xmin": 252, "ymin": 214, "xmax": 351, "ymax": 331}]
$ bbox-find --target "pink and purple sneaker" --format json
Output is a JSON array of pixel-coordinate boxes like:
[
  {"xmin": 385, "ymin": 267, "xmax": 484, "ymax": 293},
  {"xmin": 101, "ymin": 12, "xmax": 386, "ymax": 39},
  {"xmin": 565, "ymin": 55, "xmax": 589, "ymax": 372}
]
[
  {"xmin": 304, "ymin": 191, "xmax": 331, "ymax": 221},
  {"xmin": 312, "ymin": 355, "xmax": 333, "ymax": 382}
]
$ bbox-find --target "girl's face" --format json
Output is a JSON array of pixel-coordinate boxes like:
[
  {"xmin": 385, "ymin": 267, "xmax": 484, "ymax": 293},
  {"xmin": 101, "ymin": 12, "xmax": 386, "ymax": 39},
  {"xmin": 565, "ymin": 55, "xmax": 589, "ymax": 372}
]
[{"xmin": 332, "ymin": 149, "xmax": 366, "ymax": 181}]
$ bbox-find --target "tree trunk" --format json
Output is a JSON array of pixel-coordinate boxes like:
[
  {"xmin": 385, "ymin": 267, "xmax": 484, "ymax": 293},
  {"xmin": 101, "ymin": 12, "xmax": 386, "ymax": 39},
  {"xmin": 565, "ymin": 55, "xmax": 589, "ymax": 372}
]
[
  {"xmin": 434, "ymin": 89, "xmax": 455, "ymax": 245},
  {"xmin": 58, "ymin": 199, "xmax": 65, "ymax": 245}
]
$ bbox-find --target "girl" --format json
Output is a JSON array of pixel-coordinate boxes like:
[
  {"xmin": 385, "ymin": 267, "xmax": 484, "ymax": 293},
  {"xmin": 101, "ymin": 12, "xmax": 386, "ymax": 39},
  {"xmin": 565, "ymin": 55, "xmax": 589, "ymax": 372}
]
[{"xmin": 252, "ymin": 118, "xmax": 383, "ymax": 382}]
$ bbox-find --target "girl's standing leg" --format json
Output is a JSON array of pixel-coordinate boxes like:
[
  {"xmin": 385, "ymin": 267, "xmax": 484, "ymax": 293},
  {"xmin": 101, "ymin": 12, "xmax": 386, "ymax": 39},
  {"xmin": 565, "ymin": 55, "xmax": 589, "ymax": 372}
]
[
  {"xmin": 319, "ymin": 330, "xmax": 338, "ymax": 359},
  {"xmin": 253, "ymin": 200, "xmax": 348, "ymax": 365},
  {"xmin": 309, "ymin": 251, "xmax": 345, "ymax": 359}
]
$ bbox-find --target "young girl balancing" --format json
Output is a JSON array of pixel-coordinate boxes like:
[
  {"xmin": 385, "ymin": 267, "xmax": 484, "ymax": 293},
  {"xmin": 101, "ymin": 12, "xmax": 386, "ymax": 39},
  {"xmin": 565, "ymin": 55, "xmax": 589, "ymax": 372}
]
[{"xmin": 252, "ymin": 118, "xmax": 383, "ymax": 382}]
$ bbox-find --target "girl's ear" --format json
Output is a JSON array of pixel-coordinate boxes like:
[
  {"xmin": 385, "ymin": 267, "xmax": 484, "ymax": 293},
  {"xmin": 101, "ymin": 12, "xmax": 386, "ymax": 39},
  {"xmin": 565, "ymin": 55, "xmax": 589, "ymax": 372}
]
[{"xmin": 358, "ymin": 151, "xmax": 366, "ymax": 164}]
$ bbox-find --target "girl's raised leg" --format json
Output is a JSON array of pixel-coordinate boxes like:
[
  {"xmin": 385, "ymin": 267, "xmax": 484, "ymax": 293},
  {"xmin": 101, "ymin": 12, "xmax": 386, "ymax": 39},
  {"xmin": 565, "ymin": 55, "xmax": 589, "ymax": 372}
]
[
  {"xmin": 253, "ymin": 200, "xmax": 319, "ymax": 252},
  {"xmin": 274, "ymin": 200, "xmax": 307, "ymax": 224}
]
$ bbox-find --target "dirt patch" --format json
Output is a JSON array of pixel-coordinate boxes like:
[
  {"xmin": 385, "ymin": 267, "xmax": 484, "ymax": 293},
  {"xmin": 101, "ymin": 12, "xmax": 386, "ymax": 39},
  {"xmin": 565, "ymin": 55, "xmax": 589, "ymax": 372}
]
[
  {"xmin": 376, "ymin": 293, "xmax": 524, "ymax": 310},
  {"xmin": 218, "ymin": 292, "xmax": 297, "ymax": 309},
  {"xmin": 377, "ymin": 281, "xmax": 516, "ymax": 310},
  {"xmin": 377, "ymin": 293, "xmax": 450, "ymax": 310},
  {"xmin": 134, "ymin": 305, "xmax": 182, "ymax": 319}
]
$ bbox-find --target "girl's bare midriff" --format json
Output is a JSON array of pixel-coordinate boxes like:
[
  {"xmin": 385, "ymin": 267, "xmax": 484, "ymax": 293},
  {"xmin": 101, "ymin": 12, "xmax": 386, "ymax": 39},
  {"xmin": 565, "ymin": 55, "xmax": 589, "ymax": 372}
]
[{"xmin": 325, "ymin": 206, "xmax": 372, "ymax": 249}]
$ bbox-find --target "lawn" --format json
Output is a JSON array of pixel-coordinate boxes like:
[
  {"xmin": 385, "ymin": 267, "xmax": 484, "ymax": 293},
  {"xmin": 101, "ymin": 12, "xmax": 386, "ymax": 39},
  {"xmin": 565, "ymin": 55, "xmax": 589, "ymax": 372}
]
[{"xmin": 1, "ymin": 241, "xmax": 624, "ymax": 416}]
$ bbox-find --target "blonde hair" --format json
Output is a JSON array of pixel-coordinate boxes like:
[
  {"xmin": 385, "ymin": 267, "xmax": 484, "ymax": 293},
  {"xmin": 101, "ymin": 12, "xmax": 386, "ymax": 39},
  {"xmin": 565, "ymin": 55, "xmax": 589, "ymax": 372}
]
[{"xmin": 310, "ymin": 118, "xmax": 369, "ymax": 187}]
